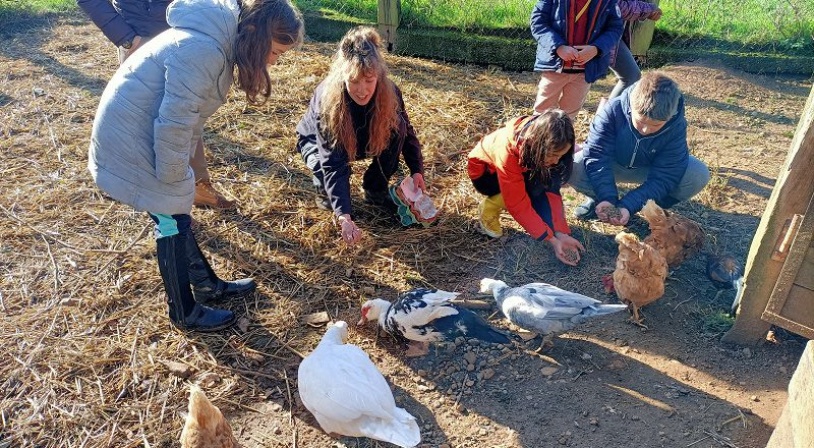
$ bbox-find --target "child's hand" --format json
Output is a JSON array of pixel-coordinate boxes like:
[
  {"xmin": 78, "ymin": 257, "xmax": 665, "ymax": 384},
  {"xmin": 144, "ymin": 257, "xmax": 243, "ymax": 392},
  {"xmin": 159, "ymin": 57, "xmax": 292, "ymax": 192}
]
[
  {"xmin": 595, "ymin": 201, "xmax": 616, "ymax": 221},
  {"xmin": 338, "ymin": 215, "xmax": 363, "ymax": 246},
  {"xmin": 411, "ymin": 172, "xmax": 426, "ymax": 192},
  {"xmin": 556, "ymin": 45, "xmax": 579, "ymax": 62},
  {"xmin": 551, "ymin": 232, "xmax": 586, "ymax": 266},
  {"xmin": 608, "ymin": 207, "xmax": 630, "ymax": 226},
  {"xmin": 649, "ymin": 8, "xmax": 663, "ymax": 20},
  {"xmin": 573, "ymin": 45, "xmax": 598, "ymax": 64},
  {"xmin": 596, "ymin": 202, "xmax": 630, "ymax": 226}
]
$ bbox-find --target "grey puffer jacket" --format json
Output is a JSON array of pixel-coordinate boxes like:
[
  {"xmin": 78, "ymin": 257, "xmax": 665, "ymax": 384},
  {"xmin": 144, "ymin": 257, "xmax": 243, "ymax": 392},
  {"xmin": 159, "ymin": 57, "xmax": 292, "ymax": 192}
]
[{"xmin": 88, "ymin": 0, "xmax": 238, "ymax": 215}]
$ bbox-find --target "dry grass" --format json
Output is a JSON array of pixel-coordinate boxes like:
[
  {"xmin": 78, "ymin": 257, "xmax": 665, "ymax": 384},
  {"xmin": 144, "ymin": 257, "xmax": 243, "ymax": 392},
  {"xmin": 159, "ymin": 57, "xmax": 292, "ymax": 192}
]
[{"xmin": 1, "ymin": 13, "xmax": 810, "ymax": 448}]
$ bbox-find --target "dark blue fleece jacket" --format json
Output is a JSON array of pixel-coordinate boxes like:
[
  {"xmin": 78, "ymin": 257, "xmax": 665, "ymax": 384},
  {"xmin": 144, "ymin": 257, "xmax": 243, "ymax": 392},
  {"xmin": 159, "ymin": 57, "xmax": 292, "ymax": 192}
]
[
  {"xmin": 581, "ymin": 85, "xmax": 689, "ymax": 214},
  {"xmin": 530, "ymin": 0, "xmax": 623, "ymax": 83}
]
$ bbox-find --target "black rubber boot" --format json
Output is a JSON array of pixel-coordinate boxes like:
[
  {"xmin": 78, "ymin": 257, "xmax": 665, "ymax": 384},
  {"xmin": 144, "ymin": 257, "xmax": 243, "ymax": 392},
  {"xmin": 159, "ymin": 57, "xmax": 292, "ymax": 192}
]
[
  {"xmin": 156, "ymin": 234, "xmax": 235, "ymax": 332},
  {"xmin": 186, "ymin": 232, "xmax": 256, "ymax": 304}
]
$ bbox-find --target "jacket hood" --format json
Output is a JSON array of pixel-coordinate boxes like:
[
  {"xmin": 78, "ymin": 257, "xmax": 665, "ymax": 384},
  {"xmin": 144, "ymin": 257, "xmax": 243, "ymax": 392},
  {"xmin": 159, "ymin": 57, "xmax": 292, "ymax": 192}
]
[{"xmin": 167, "ymin": 0, "xmax": 240, "ymax": 49}]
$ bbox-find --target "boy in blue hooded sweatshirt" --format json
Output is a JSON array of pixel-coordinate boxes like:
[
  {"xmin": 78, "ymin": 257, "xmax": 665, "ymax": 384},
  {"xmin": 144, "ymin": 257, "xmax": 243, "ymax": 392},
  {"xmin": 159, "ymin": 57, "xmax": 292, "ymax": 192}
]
[{"xmin": 568, "ymin": 71, "xmax": 710, "ymax": 226}]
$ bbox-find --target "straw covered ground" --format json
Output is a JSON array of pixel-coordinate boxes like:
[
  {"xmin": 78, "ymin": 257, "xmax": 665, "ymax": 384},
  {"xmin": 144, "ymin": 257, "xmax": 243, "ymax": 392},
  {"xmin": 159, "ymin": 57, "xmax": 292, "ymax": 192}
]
[{"xmin": 1, "ymin": 13, "xmax": 813, "ymax": 448}]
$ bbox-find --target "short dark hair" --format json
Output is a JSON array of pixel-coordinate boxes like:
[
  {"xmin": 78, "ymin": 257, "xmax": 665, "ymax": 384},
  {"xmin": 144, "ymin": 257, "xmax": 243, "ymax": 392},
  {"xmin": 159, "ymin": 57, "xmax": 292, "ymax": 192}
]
[{"xmin": 631, "ymin": 71, "xmax": 681, "ymax": 121}]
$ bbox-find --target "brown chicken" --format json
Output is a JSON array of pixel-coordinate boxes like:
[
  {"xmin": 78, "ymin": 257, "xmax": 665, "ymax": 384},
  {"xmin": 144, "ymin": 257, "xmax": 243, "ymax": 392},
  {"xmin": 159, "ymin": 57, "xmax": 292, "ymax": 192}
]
[
  {"xmin": 180, "ymin": 386, "xmax": 239, "ymax": 448},
  {"xmin": 641, "ymin": 200, "xmax": 705, "ymax": 268},
  {"xmin": 612, "ymin": 231, "xmax": 668, "ymax": 326}
]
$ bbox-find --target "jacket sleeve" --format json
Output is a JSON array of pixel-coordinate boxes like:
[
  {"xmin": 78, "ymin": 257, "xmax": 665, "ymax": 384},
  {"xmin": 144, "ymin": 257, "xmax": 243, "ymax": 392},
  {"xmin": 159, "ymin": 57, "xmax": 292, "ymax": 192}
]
[
  {"xmin": 530, "ymin": 0, "xmax": 566, "ymax": 56},
  {"xmin": 396, "ymin": 86, "xmax": 424, "ymax": 175},
  {"xmin": 582, "ymin": 106, "xmax": 621, "ymax": 205},
  {"xmin": 617, "ymin": 0, "xmax": 657, "ymax": 21},
  {"xmin": 591, "ymin": 0, "xmax": 624, "ymax": 57},
  {"xmin": 496, "ymin": 148, "xmax": 555, "ymax": 241},
  {"xmin": 618, "ymin": 119, "xmax": 689, "ymax": 213},
  {"xmin": 154, "ymin": 41, "xmax": 225, "ymax": 184},
  {"xmin": 77, "ymin": 0, "xmax": 136, "ymax": 47}
]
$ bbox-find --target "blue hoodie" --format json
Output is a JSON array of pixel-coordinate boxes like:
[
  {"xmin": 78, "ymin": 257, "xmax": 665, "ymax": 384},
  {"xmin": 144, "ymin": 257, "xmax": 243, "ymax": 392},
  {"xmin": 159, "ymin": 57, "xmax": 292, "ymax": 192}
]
[{"xmin": 581, "ymin": 84, "xmax": 689, "ymax": 214}]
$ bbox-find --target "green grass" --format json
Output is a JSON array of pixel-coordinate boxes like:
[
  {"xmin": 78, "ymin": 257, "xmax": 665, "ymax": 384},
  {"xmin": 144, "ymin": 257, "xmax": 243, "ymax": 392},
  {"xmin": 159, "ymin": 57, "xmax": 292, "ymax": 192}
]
[
  {"xmin": 3, "ymin": 0, "xmax": 811, "ymax": 53},
  {"xmin": 294, "ymin": 0, "xmax": 812, "ymax": 50}
]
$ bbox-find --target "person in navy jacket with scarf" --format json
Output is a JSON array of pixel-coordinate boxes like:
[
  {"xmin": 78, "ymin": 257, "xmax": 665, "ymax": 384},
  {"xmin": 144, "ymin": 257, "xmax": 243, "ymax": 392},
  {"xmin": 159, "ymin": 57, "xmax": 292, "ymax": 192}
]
[
  {"xmin": 530, "ymin": 0, "xmax": 623, "ymax": 119},
  {"xmin": 568, "ymin": 71, "xmax": 710, "ymax": 226}
]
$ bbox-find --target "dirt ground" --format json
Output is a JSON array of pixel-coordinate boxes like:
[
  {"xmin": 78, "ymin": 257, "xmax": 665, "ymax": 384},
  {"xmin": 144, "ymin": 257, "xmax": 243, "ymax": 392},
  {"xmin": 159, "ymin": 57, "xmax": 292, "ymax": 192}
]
[{"xmin": 1, "ymin": 13, "xmax": 813, "ymax": 448}]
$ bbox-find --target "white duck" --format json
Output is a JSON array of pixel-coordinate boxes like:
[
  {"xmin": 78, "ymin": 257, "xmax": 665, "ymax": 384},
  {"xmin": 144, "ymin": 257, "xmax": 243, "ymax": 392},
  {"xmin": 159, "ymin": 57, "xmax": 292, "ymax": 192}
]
[
  {"xmin": 359, "ymin": 288, "xmax": 510, "ymax": 357},
  {"xmin": 480, "ymin": 278, "xmax": 628, "ymax": 351},
  {"xmin": 297, "ymin": 321, "xmax": 421, "ymax": 448}
]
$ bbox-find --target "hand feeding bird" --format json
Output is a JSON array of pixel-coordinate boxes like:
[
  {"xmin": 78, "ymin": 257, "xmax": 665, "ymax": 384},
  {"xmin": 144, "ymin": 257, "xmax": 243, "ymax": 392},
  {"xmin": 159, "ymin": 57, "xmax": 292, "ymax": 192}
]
[
  {"xmin": 705, "ymin": 252, "xmax": 744, "ymax": 316},
  {"xmin": 358, "ymin": 288, "xmax": 510, "ymax": 357},
  {"xmin": 297, "ymin": 321, "xmax": 421, "ymax": 448},
  {"xmin": 479, "ymin": 278, "xmax": 628, "ymax": 352}
]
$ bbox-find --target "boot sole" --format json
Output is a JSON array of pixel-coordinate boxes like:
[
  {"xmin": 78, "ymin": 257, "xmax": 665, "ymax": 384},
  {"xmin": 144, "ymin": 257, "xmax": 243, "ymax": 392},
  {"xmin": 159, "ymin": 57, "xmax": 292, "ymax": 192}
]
[{"xmin": 171, "ymin": 316, "xmax": 237, "ymax": 333}]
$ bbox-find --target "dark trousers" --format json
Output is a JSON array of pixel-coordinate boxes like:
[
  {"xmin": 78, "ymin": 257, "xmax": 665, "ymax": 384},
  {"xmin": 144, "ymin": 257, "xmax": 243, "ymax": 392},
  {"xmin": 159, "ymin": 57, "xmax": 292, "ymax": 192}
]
[{"xmin": 297, "ymin": 134, "xmax": 403, "ymax": 194}]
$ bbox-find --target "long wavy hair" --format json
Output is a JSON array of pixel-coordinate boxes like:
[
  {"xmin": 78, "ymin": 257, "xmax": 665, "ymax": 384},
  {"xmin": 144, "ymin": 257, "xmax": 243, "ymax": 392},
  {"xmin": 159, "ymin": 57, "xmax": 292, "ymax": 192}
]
[
  {"xmin": 320, "ymin": 26, "xmax": 399, "ymax": 161},
  {"xmin": 518, "ymin": 109, "xmax": 575, "ymax": 184},
  {"xmin": 234, "ymin": 0, "xmax": 304, "ymax": 105}
]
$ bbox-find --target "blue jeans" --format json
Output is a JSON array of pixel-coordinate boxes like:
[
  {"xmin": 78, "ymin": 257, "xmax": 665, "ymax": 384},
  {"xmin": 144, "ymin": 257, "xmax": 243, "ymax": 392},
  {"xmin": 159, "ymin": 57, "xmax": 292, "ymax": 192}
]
[
  {"xmin": 609, "ymin": 44, "xmax": 641, "ymax": 100},
  {"xmin": 568, "ymin": 150, "xmax": 710, "ymax": 205}
]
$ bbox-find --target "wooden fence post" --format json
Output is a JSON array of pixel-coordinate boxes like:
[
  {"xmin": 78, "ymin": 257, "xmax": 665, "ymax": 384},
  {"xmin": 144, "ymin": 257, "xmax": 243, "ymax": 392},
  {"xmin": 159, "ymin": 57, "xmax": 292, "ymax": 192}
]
[
  {"xmin": 723, "ymin": 84, "xmax": 814, "ymax": 345},
  {"xmin": 378, "ymin": 0, "xmax": 400, "ymax": 51}
]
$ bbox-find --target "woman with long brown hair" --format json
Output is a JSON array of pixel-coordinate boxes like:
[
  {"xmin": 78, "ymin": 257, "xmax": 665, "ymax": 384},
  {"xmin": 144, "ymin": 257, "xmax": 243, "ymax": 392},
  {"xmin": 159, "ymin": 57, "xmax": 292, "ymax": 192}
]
[
  {"xmin": 87, "ymin": 0, "xmax": 304, "ymax": 332},
  {"xmin": 296, "ymin": 26, "xmax": 427, "ymax": 246}
]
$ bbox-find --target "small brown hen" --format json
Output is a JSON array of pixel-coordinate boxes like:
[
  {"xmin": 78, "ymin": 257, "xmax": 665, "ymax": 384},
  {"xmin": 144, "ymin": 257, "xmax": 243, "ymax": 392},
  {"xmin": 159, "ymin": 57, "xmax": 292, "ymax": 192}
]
[
  {"xmin": 641, "ymin": 199, "xmax": 705, "ymax": 267},
  {"xmin": 180, "ymin": 385, "xmax": 239, "ymax": 448},
  {"xmin": 612, "ymin": 231, "xmax": 668, "ymax": 326}
]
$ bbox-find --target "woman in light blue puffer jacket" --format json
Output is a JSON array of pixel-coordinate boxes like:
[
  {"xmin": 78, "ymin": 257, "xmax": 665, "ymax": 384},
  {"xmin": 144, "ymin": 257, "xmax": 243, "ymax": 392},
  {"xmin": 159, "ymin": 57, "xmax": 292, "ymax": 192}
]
[{"xmin": 87, "ymin": 0, "xmax": 303, "ymax": 332}]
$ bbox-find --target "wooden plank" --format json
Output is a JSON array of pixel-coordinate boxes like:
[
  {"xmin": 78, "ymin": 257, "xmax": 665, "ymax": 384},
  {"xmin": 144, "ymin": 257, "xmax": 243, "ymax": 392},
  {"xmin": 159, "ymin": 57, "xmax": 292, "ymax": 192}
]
[
  {"xmin": 767, "ymin": 341, "xmax": 814, "ymax": 447},
  {"xmin": 792, "ymin": 244, "xmax": 814, "ymax": 291},
  {"xmin": 764, "ymin": 194, "xmax": 814, "ymax": 322},
  {"xmin": 377, "ymin": 0, "xmax": 400, "ymax": 51},
  {"xmin": 724, "ymin": 83, "xmax": 814, "ymax": 345},
  {"xmin": 763, "ymin": 285, "xmax": 814, "ymax": 339}
]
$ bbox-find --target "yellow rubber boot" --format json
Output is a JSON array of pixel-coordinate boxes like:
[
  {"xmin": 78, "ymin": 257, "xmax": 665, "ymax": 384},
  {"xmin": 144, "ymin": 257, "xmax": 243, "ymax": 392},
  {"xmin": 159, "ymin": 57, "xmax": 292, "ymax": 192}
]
[{"xmin": 478, "ymin": 194, "xmax": 505, "ymax": 238}]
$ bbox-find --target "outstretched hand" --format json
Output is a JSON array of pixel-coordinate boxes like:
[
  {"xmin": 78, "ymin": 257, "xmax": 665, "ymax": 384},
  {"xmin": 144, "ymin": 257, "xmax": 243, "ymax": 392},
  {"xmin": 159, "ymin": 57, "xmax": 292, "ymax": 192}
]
[
  {"xmin": 551, "ymin": 232, "xmax": 586, "ymax": 266},
  {"xmin": 338, "ymin": 215, "xmax": 363, "ymax": 246},
  {"xmin": 596, "ymin": 201, "xmax": 631, "ymax": 226}
]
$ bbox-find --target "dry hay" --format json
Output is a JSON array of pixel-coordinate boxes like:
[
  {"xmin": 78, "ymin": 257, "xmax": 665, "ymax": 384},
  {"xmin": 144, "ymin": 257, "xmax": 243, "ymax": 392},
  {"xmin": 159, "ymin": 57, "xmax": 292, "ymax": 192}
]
[{"xmin": 1, "ymin": 13, "xmax": 809, "ymax": 448}]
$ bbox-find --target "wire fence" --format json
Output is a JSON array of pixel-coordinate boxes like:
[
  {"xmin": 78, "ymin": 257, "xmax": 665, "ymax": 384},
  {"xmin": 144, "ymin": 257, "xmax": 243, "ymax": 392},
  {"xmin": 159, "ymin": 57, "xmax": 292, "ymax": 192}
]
[{"xmin": 293, "ymin": 0, "xmax": 814, "ymax": 74}]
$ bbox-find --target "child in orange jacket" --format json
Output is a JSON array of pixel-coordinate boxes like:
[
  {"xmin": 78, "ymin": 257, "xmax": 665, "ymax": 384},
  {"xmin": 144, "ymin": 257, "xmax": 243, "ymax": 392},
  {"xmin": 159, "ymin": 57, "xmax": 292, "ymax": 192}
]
[{"xmin": 468, "ymin": 109, "xmax": 585, "ymax": 266}]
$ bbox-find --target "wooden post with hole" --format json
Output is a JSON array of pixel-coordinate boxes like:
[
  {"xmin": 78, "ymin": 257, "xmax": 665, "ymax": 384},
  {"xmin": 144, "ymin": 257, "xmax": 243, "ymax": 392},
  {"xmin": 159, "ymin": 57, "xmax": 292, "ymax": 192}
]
[
  {"xmin": 723, "ymin": 84, "xmax": 814, "ymax": 345},
  {"xmin": 377, "ymin": 0, "xmax": 400, "ymax": 52}
]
